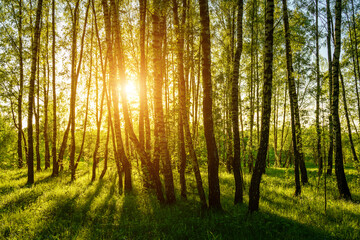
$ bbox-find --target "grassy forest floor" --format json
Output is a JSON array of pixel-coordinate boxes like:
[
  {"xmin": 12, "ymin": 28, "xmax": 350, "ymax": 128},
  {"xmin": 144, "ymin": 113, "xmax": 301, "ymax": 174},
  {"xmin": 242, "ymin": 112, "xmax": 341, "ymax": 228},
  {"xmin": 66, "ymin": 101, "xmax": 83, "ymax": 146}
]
[{"xmin": 0, "ymin": 162, "xmax": 359, "ymax": 240}]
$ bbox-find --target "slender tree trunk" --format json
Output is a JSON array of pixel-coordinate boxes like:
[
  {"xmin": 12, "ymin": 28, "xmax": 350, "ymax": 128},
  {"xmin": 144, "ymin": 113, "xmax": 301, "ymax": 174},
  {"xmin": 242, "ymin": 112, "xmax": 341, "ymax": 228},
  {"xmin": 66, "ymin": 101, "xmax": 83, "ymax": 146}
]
[
  {"xmin": 35, "ymin": 32, "xmax": 41, "ymax": 171},
  {"xmin": 332, "ymin": 0, "xmax": 352, "ymax": 200},
  {"xmin": 76, "ymin": 25, "xmax": 93, "ymax": 173},
  {"xmin": 44, "ymin": 10, "xmax": 50, "ymax": 170},
  {"xmin": 69, "ymin": 0, "xmax": 80, "ymax": 181},
  {"xmin": 100, "ymin": 116, "xmax": 110, "ymax": 180},
  {"xmin": 173, "ymin": 0, "xmax": 207, "ymax": 207},
  {"xmin": 199, "ymin": 0, "xmax": 221, "ymax": 210},
  {"xmin": 340, "ymin": 72, "xmax": 358, "ymax": 162},
  {"xmin": 35, "ymin": 19, "xmax": 42, "ymax": 172},
  {"xmin": 315, "ymin": 0, "xmax": 322, "ymax": 175},
  {"xmin": 351, "ymin": 0, "xmax": 360, "ymax": 119},
  {"xmin": 282, "ymin": 0, "xmax": 308, "ymax": 185},
  {"xmin": 279, "ymin": 84, "xmax": 288, "ymax": 164},
  {"xmin": 51, "ymin": 0, "xmax": 58, "ymax": 176},
  {"xmin": 173, "ymin": 0, "xmax": 187, "ymax": 200},
  {"xmin": 248, "ymin": 0, "xmax": 274, "ymax": 212},
  {"xmin": 27, "ymin": 0, "xmax": 43, "ymax": 185},
  {"xmin": 101, "ymin": 0, "xmax": 164, "ymax": 202},
  {"xmin": 326, "ymin": 0, "xmax": 334, "ymax": 176},
  {"xmin": 58, "ymin": 119, "xmax": 70, "ymax": 171},
  {"xmin": 248, "ymin": 0, "xmax": 256, "ymax": 173},
  {"xmin": 346, "ymin": 7, "xmax": 360, "ymax": 128},
  {"xmin": 17, "ymin": 0, "xmax": 24, "ymax": 169},
  {"xmin": 139, "ymin": 0, "xmax": 152, "ymax": 187},
  {"xmin": 101, "ymin": 0, "xmax": 126, "ymax": 194},
  {"xmin": 92, "ymin": 0, "xmax": 108, "ymax": 181},
  {"xmin": 274, "ymin": 87, "xmax": 279, "ymax": 166},
  {"xmin": 231, "ymin": 0, "xmax": 244, "ymax": 205},
  {"xmin": 152, "ymin": 0, "xmax": 176, "ymax": 204},
  {"xmin": 110, "ymin": 0, "xmax": 134, "ymax": 193},
  {"xmin": 91, "ymin": 30, "xmax": 106, "ymax": 181}
]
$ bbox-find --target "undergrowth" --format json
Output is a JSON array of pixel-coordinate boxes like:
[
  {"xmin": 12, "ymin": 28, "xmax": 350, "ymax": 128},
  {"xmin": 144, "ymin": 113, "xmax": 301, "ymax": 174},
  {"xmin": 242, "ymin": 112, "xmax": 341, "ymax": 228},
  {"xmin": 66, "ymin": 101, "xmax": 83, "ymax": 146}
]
[{"xmin": 0, "ymin": 162, "xmax": 359, "ymax": 239}]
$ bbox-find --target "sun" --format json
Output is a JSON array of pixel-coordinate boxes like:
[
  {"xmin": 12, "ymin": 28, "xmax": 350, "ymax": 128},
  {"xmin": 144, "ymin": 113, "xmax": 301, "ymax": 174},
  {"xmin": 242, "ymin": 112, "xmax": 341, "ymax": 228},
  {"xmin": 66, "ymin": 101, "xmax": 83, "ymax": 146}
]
[{"xmin": 124, "ymin": 80, "xmax": 139, "ymax": 105}]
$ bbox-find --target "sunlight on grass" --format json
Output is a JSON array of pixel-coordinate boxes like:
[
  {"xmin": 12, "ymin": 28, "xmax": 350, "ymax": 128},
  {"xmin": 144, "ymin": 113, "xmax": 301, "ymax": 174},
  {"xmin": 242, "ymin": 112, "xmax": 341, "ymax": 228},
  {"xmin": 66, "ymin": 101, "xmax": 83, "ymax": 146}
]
[{"xmin": 0, "ymin": 164, "xmax": 359, "ymax": 239}]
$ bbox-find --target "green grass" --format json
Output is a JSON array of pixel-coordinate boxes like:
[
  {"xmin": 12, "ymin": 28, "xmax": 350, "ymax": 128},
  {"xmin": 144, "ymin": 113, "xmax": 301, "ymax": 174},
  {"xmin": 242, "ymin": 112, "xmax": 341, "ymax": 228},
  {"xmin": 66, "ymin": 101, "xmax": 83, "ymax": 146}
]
[{"xmin": 0, "ymin": 163, "xmax": 359, "ymax": 239}]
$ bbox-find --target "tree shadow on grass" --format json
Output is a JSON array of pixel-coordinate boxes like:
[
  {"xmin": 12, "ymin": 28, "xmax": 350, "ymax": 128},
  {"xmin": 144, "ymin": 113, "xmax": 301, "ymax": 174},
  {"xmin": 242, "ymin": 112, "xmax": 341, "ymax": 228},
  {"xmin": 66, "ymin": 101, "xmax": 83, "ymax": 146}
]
[
  {"xmin": 10, "ymin": 171, "xmax": 28, "ymax": 181},
  {"xmin": 0, "ymin": 185, "xmax": 16, "ymax": 195},
  {"xmin": 34, "ymin": 179, "xmax": 105, "ymax": 239},
  {"xmin": 86, "ymin": 174, "xmax": 120, "ymax": 240},
  {"xmin": 0, "ymin": 188, "xmax": 45, "ymax": 214}
]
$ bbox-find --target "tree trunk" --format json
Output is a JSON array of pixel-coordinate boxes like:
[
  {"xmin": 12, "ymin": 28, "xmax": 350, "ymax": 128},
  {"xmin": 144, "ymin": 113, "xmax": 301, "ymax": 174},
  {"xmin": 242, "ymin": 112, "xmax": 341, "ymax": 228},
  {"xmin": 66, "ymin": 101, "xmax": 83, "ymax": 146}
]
[
  {"xmin": 76, "ymin": 24, "xmax": 92, "ymax": 173},
  {"xmin": 332, "ymin": 0, "xmax": 352, "ymax": 200},
  {"xmin": 350, "ymin": 0, "xmax": 360, "ymax": 122},
  {"xmin": 69, "ymin": 0, "xmax": 80, "ymax": 181},
  {"xmin": 346, "ymin": 6, "xmax": 360, "ymax": 130},
  {"xmin": 36, "ymin": 39, "xmax": 41, "ymax": 172},
  {"xmin": 152, "ymin": 0, "xmax": 176, "ymax": 204},
  {"xmin": 173, "ymin": 0, "xmax": 207, "ymax": 208},
  {"xmin": 27, "ymin": 0, "xmax": 43, "ymax": 185},
  {"xmin": 101, "ymin": 0, "xmax": 164, "ymax": 202},
  {"xmin": 44, "ymin": 10, "xmax": 50, "ymax": 170},
  {"xmin": 199, "ymin": 0, "xmax": 221, "ymax": 210},
  {"xmin": 138, "ymin": 0, "xmax": 152, "ymax": 187},
  {"xmin": 326, "ymin": 0, "xmax": 334, "ymax": 176},
  {"xmin": 58, "ymin": 119, "xmax": 70, "ymax": 172},
  {"xmin": 274, "ymin": 87, "xmax": 279, "ymax": 166},
  {"xmin": 315, "ymin": 0, "xmax": 322, "ymax": 175},
  {"xmin": 340, "ymin": 72, "xmax": 358, "ymax": 162},
  {"xmin": 279, "ymin": 84, "xmax": 288, "ymax": 165},
  {"xmin": 17, "ymin": 0, "xmax": 24, "ymax": 169},
  {"xmin": 101, "ymin": 0, "xmax": 127, "ymax": 194},
  {"xmin": 100, "ymin": 116, "xmax": 110, "ymax": 180},
  {"xmin": 248, "ymin": 0, "xmax": 274, "ymax": 213},
  {"xmin": 51, "ymin": 0, "xmax": 59, "ymax": 177},
  {"xmin": 231, "ymin": 0, "xmax": 244, "ymax": 205},
  {"xmin": 173, "ymin": 0, "xmax": 187, "ymax": 200},
  {"xmin": 248, "ymin": 0, "xmax": 256, "ymax": 173},
  {"xmin": 282, "ymin": 0, "xmax": 308, "ymax": 185}
]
